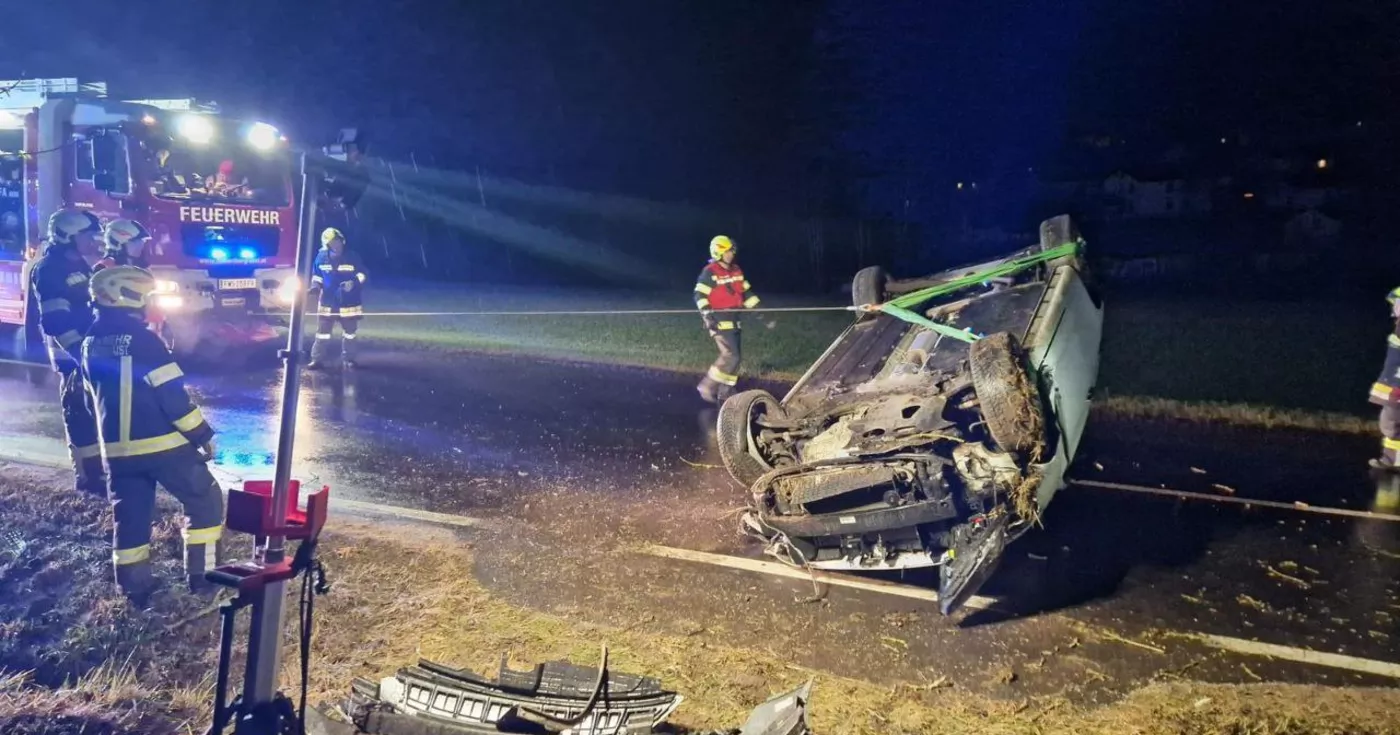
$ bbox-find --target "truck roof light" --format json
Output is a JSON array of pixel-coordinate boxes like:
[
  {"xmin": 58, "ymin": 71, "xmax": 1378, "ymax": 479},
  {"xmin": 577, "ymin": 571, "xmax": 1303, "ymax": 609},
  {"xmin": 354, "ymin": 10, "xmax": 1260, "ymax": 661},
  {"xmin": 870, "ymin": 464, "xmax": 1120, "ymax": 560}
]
[
  {"xmin": 177, "ymin": 114, "xmax": 215, "ymax": 145},
  {"xmin": 247, "ymin": 122, "xmax": 279, "ymax": 151}
]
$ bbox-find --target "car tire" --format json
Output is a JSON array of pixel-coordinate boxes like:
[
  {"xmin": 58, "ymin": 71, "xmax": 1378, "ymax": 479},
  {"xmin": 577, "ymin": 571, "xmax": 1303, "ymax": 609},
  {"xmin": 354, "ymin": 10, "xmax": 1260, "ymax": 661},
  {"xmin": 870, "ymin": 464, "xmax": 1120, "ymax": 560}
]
[
  {"xmin": 851, "ymin": 266, "xmax": 889, "ymax": 320},
  {"xmin": 717, "ymin": 389, "xmax": 783, "ymax": 487},
  {"xmin": 968, "ymin": 331, "xmax": 1047, "ymax": 459}
]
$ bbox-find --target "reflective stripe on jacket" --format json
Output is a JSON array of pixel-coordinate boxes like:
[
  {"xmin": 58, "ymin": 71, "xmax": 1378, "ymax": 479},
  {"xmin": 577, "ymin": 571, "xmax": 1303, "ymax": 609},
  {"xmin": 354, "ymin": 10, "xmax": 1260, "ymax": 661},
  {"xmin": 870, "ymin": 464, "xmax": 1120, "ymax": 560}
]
[
  {"xmin": 311, "ymin": 247, "xmax": 367, "ymax": 315},
  {"xmin": 694, "ymin": 261, "xmax": 759, "ymax": 314},
  {"xmin": 82, "ymin": 309, "xmax": 214, "ymax": 465}
]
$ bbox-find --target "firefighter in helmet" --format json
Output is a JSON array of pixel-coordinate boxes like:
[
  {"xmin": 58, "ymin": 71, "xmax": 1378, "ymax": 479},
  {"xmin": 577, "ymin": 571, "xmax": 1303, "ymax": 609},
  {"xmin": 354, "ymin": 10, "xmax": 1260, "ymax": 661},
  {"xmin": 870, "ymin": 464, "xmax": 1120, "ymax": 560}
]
[
  {"xmin": 93, "ymin": 219, "xmax": 167, "ymax": 337},
  {"xmin": 308, "ymin": 227, "xmax": 367, "ymax": 369},
  {"xmin": 83, "ymin": 266, "xmax": 223, "ymax": 602},
  {"xmin": 694, "ymin": 235, "xmax": 760, "ymax": 403},
  {"xmin": 1370, "ymin": 286, "xmax": 1400, "ymax": 468},
  {"xmin": 28, "ymin": 208, "xmax": 106, "ymax": 495},
  {"xmin": 94, "ymin": 219, "xmax": 152, "ymax": 271}
]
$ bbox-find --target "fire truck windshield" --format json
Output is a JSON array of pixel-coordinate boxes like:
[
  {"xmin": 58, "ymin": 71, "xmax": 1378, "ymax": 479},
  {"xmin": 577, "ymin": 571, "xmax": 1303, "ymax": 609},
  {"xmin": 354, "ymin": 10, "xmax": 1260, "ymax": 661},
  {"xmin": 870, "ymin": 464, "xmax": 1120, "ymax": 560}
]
[{"xmin": 143, "ymin": 124, "xmax": 291, "ymax": 208}]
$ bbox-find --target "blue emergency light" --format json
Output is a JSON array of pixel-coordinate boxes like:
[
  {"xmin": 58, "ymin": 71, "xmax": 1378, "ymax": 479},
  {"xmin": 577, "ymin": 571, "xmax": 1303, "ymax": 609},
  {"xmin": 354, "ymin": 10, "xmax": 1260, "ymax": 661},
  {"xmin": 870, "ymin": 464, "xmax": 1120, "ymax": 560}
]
[{"xmin": 210, "ymin": 247, "xmax": 230, "ymax": 261}]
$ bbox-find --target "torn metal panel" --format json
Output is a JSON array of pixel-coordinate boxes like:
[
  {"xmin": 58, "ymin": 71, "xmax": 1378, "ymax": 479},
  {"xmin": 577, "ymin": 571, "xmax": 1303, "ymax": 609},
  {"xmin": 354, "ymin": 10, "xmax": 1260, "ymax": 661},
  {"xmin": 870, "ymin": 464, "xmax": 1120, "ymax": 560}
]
[
  {"xmin": 736, "ymin": 681, "xmax": 813, "ymax": 735},
  {"xmin": 344, "ymin": 657, "xmax": 814, "ymax": 735},
  {"xmin": 348, "ymin": 656, "xmax": 681, "ymax": 735}
]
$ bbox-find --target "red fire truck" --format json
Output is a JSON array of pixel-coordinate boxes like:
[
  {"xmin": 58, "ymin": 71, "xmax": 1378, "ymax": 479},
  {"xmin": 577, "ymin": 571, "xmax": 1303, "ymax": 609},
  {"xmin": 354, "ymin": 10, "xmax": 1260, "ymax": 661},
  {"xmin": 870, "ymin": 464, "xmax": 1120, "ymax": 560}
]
[{"xmin": 0, "ymin": 78, "xmax": 301, "ymax": 361}]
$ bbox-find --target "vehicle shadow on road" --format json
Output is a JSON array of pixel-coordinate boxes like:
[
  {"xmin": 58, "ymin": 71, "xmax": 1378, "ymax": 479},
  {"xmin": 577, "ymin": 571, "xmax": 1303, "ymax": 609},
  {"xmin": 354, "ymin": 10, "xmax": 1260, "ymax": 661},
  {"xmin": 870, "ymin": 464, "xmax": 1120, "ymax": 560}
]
[{"xmin": 957, "ymin": 486, "xmax": 1224, "ymax": 627}]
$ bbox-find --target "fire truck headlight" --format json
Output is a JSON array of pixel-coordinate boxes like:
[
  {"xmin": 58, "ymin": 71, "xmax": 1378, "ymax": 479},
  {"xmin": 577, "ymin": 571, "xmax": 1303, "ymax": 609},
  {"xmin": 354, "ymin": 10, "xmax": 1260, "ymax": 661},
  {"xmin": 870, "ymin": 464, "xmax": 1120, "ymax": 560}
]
[
  {"xmin": 276, "ymin": 276, "xmax": 301, "ymax": 306},
  {"xmin": 153, "ymin": 279, "xmax": 180, "ymax": 294},
  {"xmin": 154, "ymin": 295, "xmax": 184, "ymax": 310},
  {"xmin": 247, "ymin": 122, "xmax": 280, "ymax": 151},
  {"xmin": 177, "ymin": 114, "xmax": 215, "ymax": 145}
]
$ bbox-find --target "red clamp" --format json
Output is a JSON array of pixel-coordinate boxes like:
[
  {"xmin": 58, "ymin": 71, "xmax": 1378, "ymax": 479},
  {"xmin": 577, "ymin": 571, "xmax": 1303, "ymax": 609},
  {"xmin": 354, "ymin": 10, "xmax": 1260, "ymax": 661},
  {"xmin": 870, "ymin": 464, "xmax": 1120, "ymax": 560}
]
[{"xmin": 208, "ymin": 480, "xmax": 330, "ymax": 593}]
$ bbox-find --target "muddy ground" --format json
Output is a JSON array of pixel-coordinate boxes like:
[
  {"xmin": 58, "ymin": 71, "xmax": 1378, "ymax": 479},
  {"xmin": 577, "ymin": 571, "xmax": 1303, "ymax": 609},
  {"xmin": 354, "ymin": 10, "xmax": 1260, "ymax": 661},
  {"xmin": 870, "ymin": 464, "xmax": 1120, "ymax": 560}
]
[{"xmin": 3, "ymin": 464, "xmax": 1400, "ymax": 735}]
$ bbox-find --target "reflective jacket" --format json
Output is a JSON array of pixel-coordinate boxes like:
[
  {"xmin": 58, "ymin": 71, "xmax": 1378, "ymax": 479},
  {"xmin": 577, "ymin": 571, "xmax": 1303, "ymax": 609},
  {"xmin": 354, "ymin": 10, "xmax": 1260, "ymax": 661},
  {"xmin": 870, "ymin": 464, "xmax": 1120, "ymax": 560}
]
[
  {"xmin": 28, "ymin": 242, "xmax": 95, "ymax": 371},
  {"xmin": 311, "ymin": 247, "xmax": 367, "ymax": 316},
  {"xmin": 81, "ymin": 309, "xmax": 214, "ymax": 467},
  {"xmin": 1373, "ymin": 287, "xmax": 1400, "ymax": 405},
  {"xmin": 694, "ymin": 261, "xmax": 759, "ymax": 331}
]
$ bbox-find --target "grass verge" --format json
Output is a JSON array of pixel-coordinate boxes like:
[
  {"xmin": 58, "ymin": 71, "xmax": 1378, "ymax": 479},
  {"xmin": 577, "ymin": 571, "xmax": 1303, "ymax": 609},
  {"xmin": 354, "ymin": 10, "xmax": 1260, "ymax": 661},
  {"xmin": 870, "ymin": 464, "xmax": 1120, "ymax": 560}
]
[
  {"xmin": 356, "ymin": 284, "xmax": 1388, "ymax": 432},
  {"xmin": 4, "ymin": 467, "xmax": 1399, "ymax": 734}
]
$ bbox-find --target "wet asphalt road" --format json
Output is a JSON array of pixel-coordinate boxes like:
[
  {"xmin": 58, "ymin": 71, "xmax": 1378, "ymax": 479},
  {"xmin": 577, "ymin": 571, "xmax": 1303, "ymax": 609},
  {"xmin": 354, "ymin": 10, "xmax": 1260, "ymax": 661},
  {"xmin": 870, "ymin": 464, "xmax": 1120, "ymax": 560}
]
[
  {"xmin": 0, "ymin": 347, "xmax": 733, "ymax": 515},
  {"xmin": 2, "ymin": 346, "xmax": 1399, "ymax": 692}
]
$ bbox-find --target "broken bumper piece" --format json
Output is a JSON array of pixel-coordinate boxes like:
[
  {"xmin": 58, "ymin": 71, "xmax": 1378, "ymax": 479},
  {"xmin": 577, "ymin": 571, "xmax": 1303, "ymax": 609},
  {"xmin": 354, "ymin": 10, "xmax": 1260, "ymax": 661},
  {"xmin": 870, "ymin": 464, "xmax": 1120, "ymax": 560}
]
[{"xmin": 343, "ymin": 654, "xmax": 813, "ymax": 735}]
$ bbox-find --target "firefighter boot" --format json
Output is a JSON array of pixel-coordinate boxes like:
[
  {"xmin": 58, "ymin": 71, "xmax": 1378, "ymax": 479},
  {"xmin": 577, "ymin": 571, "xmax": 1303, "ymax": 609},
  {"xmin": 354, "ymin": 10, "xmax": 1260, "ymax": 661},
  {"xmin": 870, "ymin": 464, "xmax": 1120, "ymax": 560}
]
[
  {"xmin": 697, "ymin": 376, "xmax": 720, "ymax": 404},
  {"xmin": 183, "ymin": 525, "xmax": 225, "ymax": 594},
  {"xmin": 308, "ymin": 332, "xmax": 331, "ymax": 370},
  {"xmin": 114, "ymin": 557, "xmax": 158, "ymax": 606},
  {"xmin": 342, "ymin": 334, "xmax": 358, "ymax": 368}
]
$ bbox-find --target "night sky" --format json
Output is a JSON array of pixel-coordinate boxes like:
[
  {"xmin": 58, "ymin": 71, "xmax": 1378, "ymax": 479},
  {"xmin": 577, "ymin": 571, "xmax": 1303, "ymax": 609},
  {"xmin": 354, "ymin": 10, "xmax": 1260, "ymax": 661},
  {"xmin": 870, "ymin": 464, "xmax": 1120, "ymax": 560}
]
[{"xmin": 4, "ymin": 0, "xmax": 1397, "ymax": 256}]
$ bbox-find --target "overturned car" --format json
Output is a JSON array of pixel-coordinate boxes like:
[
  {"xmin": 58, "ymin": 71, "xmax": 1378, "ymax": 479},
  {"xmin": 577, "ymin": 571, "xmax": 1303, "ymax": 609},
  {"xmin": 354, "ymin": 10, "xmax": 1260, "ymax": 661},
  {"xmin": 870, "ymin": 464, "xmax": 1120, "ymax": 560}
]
[{"xmin": 720, "ymin": 215, "xmax": 1103, "ymax": 615}]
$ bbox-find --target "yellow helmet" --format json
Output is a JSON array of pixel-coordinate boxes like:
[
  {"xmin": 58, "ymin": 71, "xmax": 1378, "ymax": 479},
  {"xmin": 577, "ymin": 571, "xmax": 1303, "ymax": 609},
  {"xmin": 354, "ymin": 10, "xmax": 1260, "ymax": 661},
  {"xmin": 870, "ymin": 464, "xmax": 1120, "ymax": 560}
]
[
  {"xmin": 90, "ymin": 266, "xmax": 156, "ymax": 310},
  {"xmin": 321, "ymin": 227, "xmax": 345, "ymax": 247},
  {"xmin": 709, "ymin": 235, "xmax": 735, "ymax": 260}
]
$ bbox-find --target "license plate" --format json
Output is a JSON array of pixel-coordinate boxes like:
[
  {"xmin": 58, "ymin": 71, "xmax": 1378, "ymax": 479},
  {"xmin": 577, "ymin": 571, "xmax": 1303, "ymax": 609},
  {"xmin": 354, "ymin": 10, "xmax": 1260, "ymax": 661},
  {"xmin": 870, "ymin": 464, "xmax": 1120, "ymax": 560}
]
[
  {"xmin": 219, "ymin": 278, "xmax": 257, "ymax": 290},
  {"xmin": 221, "ymin": 297, "xmax": 246, "ymax": 307}
]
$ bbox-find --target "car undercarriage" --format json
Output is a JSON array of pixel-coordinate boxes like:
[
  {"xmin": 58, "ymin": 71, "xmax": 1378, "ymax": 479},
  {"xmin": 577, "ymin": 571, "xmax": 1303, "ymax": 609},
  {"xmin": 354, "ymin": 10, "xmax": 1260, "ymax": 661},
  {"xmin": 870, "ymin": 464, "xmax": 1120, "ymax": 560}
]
[{"xmin": 720, "ymin": 215, "xmax": 1102, "ymax": 614}]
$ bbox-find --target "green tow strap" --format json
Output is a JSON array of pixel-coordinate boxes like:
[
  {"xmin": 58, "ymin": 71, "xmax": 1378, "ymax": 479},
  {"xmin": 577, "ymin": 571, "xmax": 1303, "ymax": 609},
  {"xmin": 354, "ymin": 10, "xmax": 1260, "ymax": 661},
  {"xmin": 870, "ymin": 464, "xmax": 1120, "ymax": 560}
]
[{"xmin": 876, "ymin": 241, "xmax": 1082, "ymax": 343}]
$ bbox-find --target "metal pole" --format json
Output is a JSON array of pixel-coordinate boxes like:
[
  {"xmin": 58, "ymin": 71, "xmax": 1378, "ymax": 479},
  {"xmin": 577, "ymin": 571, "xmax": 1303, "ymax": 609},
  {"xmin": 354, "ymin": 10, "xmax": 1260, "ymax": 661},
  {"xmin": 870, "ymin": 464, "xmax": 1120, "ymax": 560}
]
[{"xmin": 236, "ymin": 151, "xmax": 320, "ymax": 732}]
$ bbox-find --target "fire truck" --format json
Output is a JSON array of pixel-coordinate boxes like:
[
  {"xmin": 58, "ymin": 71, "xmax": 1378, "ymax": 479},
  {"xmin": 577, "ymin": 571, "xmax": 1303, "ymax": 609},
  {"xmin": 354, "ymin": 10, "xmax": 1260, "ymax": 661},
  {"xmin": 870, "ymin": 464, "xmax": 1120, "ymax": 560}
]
[{"xmin": 0, "ymin": 78, "xmax": 301, "ymax": 361}]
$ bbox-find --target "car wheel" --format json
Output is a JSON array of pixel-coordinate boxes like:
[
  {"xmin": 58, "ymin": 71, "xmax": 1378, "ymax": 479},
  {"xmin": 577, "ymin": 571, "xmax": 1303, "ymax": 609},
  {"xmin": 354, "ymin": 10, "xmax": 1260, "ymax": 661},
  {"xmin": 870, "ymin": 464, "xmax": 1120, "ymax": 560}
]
[
  {"xmin": 717, "ymin": 389, "xmax": 784, "ymax": 487},
  {"xmin": 968, "ymin": 331, "xmax": 1047, "ymax": 459},
  {"xmin": 851, "ymin": 266, "xmax": 889, "ymax": 320}
]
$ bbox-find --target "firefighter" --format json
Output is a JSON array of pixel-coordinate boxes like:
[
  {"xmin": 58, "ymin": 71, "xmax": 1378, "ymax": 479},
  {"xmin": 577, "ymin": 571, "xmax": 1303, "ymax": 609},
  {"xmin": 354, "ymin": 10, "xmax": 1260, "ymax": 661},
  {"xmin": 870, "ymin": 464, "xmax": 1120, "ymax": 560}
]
[
  {"xmin": 694, "ymin": 235, "xmax": 760, "ymax": 404},
  {"xmin": 93, "ymin": 218, "xmax": 152, "ymax": 271},
  {"xmin": 308, "ymin": 227, "xmax": 367, "ymax": 369},
  {"xmin": 83, "ymin": 266, "xmax": 224, "ymax": 601},
  {"xmin": 28, "ymin": 208, "xmax": 106, "ymax": 495},
  {"xmin": 1370, "ymin": 286, "xmax": 1400, "ymax": 467}
]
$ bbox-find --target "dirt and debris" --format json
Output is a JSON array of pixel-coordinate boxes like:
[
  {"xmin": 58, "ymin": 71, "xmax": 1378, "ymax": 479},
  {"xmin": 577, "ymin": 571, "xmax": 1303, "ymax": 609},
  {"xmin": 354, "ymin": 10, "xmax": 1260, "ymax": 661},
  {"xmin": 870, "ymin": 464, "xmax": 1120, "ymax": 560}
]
[{"xmin": 6, "ymin": 467, "xmax": 1400, "ymax": 735}]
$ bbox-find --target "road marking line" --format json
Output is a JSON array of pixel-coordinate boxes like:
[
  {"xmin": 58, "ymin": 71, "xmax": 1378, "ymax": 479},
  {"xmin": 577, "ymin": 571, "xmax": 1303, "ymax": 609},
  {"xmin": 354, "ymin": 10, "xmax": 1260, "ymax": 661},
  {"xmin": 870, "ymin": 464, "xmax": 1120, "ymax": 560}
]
[
  {"xmin": 333, "ymin": 498, "xmax": 497, "ymax": 530},
  {"xmin": 0, "ymin": 444, "xmax": 497, "ymax": 531},
  {"xmin": 1196, "ymin": 634, "xmax": 1400, "ymax": 679},
  {"xmin": 640, "ymin": 544, "xmax": 995, "ymax": 610}
]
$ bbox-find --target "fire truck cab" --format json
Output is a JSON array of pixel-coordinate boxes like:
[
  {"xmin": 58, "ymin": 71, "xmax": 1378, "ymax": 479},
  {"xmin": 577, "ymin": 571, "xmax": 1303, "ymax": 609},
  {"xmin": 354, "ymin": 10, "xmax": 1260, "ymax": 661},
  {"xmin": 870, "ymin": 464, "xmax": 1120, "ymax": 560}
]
[{"xmin": 0, "ymin": 78, "xmax": 300, "ymax": 361}]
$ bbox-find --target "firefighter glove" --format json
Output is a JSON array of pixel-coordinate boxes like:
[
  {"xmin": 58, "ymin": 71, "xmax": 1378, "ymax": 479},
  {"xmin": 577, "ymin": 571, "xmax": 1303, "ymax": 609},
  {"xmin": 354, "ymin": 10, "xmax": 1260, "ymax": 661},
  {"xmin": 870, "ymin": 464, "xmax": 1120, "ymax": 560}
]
[{"xmin": 198, "ymin": 440, "xmax": 217, "ymax": 463}]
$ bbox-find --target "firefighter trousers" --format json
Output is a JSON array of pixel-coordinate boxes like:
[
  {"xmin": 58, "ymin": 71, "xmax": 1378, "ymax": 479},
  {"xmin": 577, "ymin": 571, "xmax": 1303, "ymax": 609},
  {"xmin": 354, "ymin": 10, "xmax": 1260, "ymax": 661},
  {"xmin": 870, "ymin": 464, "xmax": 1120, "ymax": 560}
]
[
  {"xmin": 109, "ymin": 447, "xmax": 226, "ymax": 598},
  {"xmin": 698, "ymin": 330, "xmax": 741, "ymax": 403},
  {"xmin": 59, "ymin": 368, "xmax": 106, "ymax": 495},
  {"xmin": 1381, "ymin": 404, "xmax": 1400, "ymax": 465},
  {"xmin": 311, "ymin": 315, "xmax": 360, "ymax": 363}
]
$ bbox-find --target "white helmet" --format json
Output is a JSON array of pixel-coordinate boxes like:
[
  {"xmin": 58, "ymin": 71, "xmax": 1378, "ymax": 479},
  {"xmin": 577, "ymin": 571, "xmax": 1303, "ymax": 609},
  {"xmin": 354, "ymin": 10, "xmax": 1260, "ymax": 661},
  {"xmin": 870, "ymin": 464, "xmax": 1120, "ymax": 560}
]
[
  {"xmin": 103, "ymin": 219, "xmax": 151, "ymax": 257},
  {"xmin": 90, "ymin": 266, "xmax": 156, "ymax": 310},
  {"xmin": 47, "ymin": 208, "xmax": 102, "ymax": 246}
]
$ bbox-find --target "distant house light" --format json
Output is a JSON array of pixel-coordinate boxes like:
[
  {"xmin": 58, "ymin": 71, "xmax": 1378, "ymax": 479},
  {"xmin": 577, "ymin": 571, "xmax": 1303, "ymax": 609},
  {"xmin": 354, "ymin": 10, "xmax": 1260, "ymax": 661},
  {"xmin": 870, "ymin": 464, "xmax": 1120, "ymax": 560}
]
[
  {"xmin": 1220, "ymin": 137, "xmax": 1227, "ymax": 144},
  {"xmin": 1317, "ymin": 159, "xmax": 1329, "ymax": 169},
  {"xmin": 956, "ymin": 182, "xmax": 964, "ymax": 190}
]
